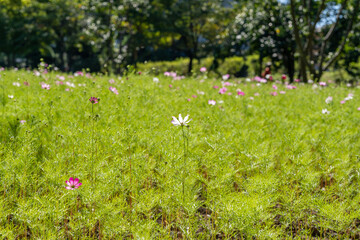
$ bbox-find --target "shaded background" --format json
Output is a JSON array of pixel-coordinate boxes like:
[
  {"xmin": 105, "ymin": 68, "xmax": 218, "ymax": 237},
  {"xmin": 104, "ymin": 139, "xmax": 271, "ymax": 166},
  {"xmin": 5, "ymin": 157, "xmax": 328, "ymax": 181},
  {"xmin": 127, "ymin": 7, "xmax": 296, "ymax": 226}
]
[{"xmin": 0, "ymin": 0, "xmax": 359, "ymax": 82}]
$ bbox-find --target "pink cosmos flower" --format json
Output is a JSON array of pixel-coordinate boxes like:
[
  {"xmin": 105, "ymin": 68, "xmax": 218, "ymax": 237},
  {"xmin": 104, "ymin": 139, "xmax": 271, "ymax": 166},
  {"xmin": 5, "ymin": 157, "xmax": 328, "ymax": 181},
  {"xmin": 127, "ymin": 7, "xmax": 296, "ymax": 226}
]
[
  {"xmin": 254, "ymin": 93, "xmax": 260, "ymax": 96},
  {"xmin": 340, "ymin": 100, "xmax": 345, "ymax": 104},
  {"xmin": 237, "ymin": 91, "xmax": 245, "ymax": 96},
  {"xmin": 65, "ymin": 177, "xmax": 82, "ymax": 190},
  {"xmin": 109, "ymin": 86, "xmax": 119, "ymax": 95},
  {"xmin": 74, "ymin": 71, "xmax": 84, "ymax": 77},
  {"xmin": 200, "ymin": 67, "xmax": 207, "ymax": 73},
  {"xmin": 249, "ymin": 97, "xmax": 254, "ymax": 100},
  {"xmin": 271, "ymin": 92, "xmax": 278, "ymax": 96},
  {"xmin": 89, "ymin": 97, "xmax": 99, "ymax": 104},
  {"xmin": 358, "ymin": 107, "xmax": 360, "ymax": 111},
  {"xmin": 164, "ymin": 72, "xmax": 171, "ymax": 76},
  {"xmin": 223, "ymin": 82, "xmax": 231, "ymax": 86},
  {"xmin": 280, "ymin": 91, "xmax": 286, "ymax": 94},
  {"xmin": 192, "ymin": 95, "xmax": 197, "ymax": 98},
  {"xmin": 222, "ymin": 74, "xmax": 230, "ymax": 80},
  {"xmin": 213, "ymin": 86, "xmax": 219, "ymax": 89},
  {"xmin": 109, "ymin": 79, "xmax": 115, "ymax": 84},
  {"xmin": 20, "ymin": 120, "xmax": 26, "ymax": 124},
  {"xmin": 219, "ymin": 87, "xmax": 227, "ymax": 94},
  {"xmin": 319, "ymin": 82, "xmax": 327, "ymax": 86},
  {"xmin": 227, "ymin": 92, "xmax": 232, "ymax": 95},
  {"xmin": 254, "ymin": 76, "xmax": 262, "ymax": 82},
  {"xmin": 169, "ymin": 84, "xmax": 173, "ymax": 88},
  {"xmin": 65, "ymin": 88, "xmax": 70, "ymax": 91},
  {"xmin": 187, "ymin": 98, "xmax": 191, "ymax": 101},
  {"xmin": 286, "ymin": 85, "xmax": 293, "ymax": 89},
  {"xmin": 281, "ymin": 74, "xmax": 287, "ymax": 80},
  {"xmin": 295, "ymin": 79, "xmax": 300, "ymax": 82},
  {"xmin": 58, "ymin": 76, "xmax": 65, "ymax": 81},
  {"xmin": 272, "ymin": 85, "xmax": 278, "ymax": 90},
  {"xmin": 208, "ymin": 100, "xmax": 216, "ymax": 105},
  {"xmin": 41, "ymin": 83, "xmax": 50, "ymax": 90}
]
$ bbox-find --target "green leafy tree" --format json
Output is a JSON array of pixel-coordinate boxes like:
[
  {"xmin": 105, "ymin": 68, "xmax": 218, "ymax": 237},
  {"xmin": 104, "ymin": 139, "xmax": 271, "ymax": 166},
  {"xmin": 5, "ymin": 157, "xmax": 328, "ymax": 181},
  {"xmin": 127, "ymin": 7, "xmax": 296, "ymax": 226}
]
[{"xmin": 290, "ymin": 0, "xmax": 360, "ymax": 81}]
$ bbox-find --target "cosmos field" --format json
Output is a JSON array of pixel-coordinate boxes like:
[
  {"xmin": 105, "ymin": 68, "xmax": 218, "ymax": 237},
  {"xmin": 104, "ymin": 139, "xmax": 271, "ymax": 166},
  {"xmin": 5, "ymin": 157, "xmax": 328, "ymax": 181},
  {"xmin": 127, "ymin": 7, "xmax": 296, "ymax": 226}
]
[{"xmin": 1, "ymin": 68, "xmax": 360, "ymax": 239}]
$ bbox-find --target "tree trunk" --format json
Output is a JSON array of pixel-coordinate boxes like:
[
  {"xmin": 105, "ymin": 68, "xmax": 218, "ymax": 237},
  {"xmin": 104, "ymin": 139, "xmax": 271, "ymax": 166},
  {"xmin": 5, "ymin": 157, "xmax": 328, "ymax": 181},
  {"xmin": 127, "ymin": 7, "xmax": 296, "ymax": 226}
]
[
  {"xmin": 299, "ymin": 57, "xmax": 307, "ymax": 83},
  {"xmin": 188, "ymin": 52, "xmax": 193, "ymax": 75},
  {"xmin": 288, "ymin": 52, "xmax": 295, "ymax": 83},
  {"xmin": 258, "ymin": 50, "xmax": 263, "ymax": 76},
  {"xmin": 283, "ymin": 46, "xmax": 295, "ymax": 83}
]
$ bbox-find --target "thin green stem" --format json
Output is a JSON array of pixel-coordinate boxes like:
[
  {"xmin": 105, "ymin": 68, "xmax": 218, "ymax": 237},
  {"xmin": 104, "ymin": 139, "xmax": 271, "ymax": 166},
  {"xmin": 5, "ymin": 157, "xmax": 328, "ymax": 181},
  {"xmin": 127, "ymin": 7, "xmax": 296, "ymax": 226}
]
[
  {"xmin": 91, "ymin": 103, "xmax": 94, "ymax": 189},
  {"xmin": 181, "ymin": 126, "xmax": 187, "ymax": 204}
]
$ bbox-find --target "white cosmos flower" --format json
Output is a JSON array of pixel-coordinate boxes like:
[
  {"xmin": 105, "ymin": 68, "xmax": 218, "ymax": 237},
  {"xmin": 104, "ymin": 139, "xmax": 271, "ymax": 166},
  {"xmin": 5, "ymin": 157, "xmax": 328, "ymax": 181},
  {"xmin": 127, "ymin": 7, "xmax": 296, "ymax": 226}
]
[
  {"xmin": 171, "ymin": 114, "xmax": 191, "ymax": 127},
  {"xmin": 344, "ymin": 96, "xmax": 353, "ymax": 101},
  {"xmin": 208, "ymin": 100, "xmax": 216, "ymax": 105},
  {"xmin": 325, "ymin": 96, "xmax": 333, "ymax": 104},
  {"xmin": 8, "ymin": 95, "xmax": 14, "ymax": 99},
  {"xmin": 322, "ymin": 109, "xmax": 330, "ymax": 114}
]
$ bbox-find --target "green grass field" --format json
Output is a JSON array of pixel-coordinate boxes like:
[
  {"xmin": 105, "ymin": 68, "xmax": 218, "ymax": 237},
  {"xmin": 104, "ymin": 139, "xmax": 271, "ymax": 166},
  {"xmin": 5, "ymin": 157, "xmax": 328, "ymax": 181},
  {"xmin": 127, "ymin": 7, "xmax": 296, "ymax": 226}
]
[{"xmin": 1, "ymin": 69, "xmax": 360, "ymax": 239}]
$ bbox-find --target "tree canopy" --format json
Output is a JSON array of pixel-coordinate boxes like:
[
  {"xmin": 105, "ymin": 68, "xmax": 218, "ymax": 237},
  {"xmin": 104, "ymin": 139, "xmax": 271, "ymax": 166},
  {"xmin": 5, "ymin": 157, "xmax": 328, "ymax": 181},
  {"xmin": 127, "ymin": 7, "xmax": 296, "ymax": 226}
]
[{"xmin": 0, "ymin": 0, "xmax": 359, "ymax": 81}]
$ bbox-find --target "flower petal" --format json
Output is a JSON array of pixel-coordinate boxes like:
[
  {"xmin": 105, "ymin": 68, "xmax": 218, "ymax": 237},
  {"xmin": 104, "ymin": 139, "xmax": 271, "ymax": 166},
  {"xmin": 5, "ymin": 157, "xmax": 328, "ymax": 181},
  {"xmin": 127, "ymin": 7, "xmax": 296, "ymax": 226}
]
[
  {"xmin": 66, "ymin": 181, "xmax": 71, "ymax": 186},
  {"xmin": 76, "ymin": 182, "xmax": 82, "ymax": 187},
  {"xmin": 65, "ymin": 186, "xmax": 74, "ymax": 190},
  {"xmin": 73, "ymin": 178, "xmax": 79, "ymax": 185},
  {"xmin": 178, "ymin": 114, "xmax": 183, "ymax": 123},
  {"xmin": 183, "ymin": 115, "xmax": 189, "ymax": 122},
  {"xmin": 171, "ymin": 117, "xmax": 181, "ymax": 126},
  {"xmin": 69, "ymin": 177, "xmax": 74, "ymax": 185}
]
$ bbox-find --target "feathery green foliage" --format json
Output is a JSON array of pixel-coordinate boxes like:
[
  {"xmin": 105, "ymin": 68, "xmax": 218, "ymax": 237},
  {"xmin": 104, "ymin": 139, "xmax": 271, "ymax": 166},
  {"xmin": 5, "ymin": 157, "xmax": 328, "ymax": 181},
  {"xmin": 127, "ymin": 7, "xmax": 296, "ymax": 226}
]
[{"xmin": 1, "ymin": 69, "xmax": 360, "ymax": 238}]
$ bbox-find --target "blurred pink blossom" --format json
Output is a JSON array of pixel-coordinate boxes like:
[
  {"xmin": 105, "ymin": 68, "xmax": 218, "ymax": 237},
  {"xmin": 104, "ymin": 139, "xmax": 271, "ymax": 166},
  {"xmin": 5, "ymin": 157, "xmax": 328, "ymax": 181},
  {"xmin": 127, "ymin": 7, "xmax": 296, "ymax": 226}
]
[
  {"xmin": 219, "ymin": 87, "xmax": 227, "ymax": 94},
  {"xmin": 200, "ymin": 67, "xmax": 207, "ymax": 73},
  {"xmin": 222, "ymin": 74, "xmax": 230, "ymax": 80},
  {"xmin": 208, "ymin": 100, "xmax": 216, "ymax": 105},
  {"xmin": 109, "ymin": 86, "xmax": 119, "ymax": 95}
]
